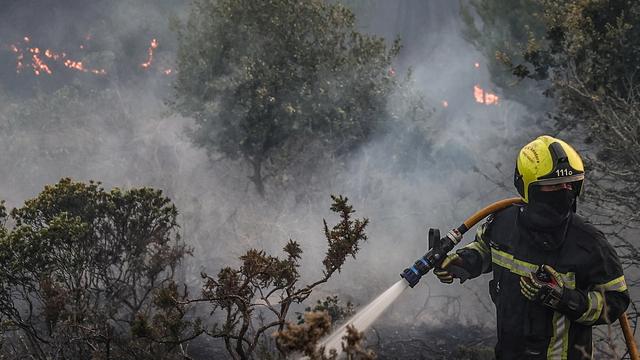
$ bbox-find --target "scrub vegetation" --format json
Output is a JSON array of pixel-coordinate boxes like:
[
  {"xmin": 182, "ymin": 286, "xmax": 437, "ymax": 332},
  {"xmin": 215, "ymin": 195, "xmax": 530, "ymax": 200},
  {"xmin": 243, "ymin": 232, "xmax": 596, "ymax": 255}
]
[
  {"xmin": 0, "ymin": 181, "xmax": 370, "ymax": 359},
  {"xmin": 1, "ymin": 0, "xmax": 639, "ymax": 359},
  {"xmin": 0, "ymin": 179, "xmax": 193, "ymax": 358}
]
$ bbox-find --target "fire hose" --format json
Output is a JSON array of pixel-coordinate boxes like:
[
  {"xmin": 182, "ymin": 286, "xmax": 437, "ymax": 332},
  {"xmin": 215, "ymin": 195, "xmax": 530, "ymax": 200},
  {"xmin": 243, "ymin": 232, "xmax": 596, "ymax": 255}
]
[{"xmin": 400, "ymin": 198, "xmax": 639, "ymax": 360}]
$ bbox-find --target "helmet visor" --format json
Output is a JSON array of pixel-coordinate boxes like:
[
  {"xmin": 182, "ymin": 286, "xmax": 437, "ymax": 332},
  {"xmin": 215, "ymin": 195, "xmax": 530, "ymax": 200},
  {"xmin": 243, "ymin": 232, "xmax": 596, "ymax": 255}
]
[{"xmin": 534, "ymin": 173, "xmax": 584, "ymax": 186}]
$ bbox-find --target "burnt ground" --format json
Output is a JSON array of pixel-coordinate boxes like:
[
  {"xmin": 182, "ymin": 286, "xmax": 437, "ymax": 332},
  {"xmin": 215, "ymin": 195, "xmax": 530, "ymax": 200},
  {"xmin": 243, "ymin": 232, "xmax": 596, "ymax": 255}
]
[
  {"xmin": 186, "ymin": 323, "xmax": 497, "ymax": 359},
  {"xmin": 367, "ymin": 323, "xmax": 496, "ymax": 360}
]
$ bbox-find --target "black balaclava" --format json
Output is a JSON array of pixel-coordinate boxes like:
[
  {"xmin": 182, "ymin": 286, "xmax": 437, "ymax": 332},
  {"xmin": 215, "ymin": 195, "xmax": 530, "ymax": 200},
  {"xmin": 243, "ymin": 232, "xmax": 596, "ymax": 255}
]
[{"xmin": 519, "ymin": 185, "xmax": 576, "ymax": 250}]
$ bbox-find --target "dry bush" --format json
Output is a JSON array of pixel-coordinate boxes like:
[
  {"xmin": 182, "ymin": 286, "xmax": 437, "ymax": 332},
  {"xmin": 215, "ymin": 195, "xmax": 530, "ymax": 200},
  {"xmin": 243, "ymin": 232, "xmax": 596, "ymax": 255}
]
[
  {"xmin": 276, "ymin": 311, "xmax": 375, "ymax": 360},
  {"xmin": 192, "ymin": 195, "xmax": 369, "ymax": 359}
]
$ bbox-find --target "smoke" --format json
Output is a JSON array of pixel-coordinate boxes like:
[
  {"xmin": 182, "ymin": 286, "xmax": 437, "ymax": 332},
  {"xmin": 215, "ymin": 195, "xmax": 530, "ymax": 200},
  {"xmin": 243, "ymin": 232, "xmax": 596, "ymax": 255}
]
[
  {"xmin": 302, "ymin": 0, "xmax": 549, "ymax": 327},
  {"xmin": 0, "ymin": 0, "xmax": 552, "ymax": 347}
]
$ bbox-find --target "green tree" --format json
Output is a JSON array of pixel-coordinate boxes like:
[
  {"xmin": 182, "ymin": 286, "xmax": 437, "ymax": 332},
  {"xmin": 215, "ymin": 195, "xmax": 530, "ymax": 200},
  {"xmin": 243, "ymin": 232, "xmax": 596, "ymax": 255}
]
[
  {"xmin": 0, "ymin": 179, "xmax": 198, "ymax": 359},
  {"xmin": 171, "ymin": 0, "xmax": 402, "ymax": 196}
]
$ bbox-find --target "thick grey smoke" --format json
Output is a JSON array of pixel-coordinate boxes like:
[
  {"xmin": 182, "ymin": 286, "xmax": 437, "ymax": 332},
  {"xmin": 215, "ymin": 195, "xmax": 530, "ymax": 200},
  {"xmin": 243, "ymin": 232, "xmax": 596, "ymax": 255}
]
[{"xmin": 0, "ymin": 0, "xmax": 552, "ymax": 345}]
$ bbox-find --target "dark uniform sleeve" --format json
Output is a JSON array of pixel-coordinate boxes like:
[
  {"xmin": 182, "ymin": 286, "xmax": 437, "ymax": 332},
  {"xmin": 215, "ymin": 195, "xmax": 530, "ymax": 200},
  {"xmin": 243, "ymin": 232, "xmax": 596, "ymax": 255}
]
[
  {"xmin": 558, "ymin": 230, "xmax": 630, "ymax": 325},
  {"xmin": 455, "ymin": 215, "xmax": 494, "ymax": 279}
]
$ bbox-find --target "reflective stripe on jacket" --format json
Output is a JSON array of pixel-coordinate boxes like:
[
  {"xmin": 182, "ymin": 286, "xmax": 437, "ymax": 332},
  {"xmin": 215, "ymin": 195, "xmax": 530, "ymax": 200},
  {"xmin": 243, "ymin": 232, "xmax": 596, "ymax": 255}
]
[{"xmin": 457, "ymin": 205, "xmax": 629, "ymax": 360}]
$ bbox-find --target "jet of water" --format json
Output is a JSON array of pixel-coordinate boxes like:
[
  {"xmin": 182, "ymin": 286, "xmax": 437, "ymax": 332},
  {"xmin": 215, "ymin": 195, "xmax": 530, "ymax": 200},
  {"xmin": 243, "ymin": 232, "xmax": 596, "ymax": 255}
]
[{"xmin": 315, "ymin": 280, "xmax": 409, "ymax": 357}]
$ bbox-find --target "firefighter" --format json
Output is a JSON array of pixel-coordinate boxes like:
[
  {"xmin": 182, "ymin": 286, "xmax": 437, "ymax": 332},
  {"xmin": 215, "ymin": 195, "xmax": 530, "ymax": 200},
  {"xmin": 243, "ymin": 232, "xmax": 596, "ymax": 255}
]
[{"xmin": 434, "ymin": 135, "xmax": 630, "ymax": 359}]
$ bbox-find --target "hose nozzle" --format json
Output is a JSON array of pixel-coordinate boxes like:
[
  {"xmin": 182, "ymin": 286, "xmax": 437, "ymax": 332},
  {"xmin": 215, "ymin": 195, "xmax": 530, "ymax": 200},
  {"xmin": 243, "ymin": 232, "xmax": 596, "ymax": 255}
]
[
  {"xmin": 400, "ymin": 257, "xmax": 432, "ymax": 288},
  {"xmin": 400, "ymin": 228, "xmax": 456, "ymax": 287}
]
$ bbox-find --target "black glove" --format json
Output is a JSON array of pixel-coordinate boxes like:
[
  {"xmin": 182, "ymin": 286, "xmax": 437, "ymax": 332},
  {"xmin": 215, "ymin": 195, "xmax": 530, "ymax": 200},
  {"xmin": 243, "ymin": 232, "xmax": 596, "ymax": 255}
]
[{"xmin": 434, "ymin": 253, "xmax": 471, "ymax": 284}]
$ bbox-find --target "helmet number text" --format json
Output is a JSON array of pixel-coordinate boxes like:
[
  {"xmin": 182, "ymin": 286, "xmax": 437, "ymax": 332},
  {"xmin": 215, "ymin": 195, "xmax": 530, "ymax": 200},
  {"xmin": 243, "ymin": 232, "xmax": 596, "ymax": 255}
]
[{"xmin": 556, "ymin": 169, "xmax": 573, "ymax": 177}]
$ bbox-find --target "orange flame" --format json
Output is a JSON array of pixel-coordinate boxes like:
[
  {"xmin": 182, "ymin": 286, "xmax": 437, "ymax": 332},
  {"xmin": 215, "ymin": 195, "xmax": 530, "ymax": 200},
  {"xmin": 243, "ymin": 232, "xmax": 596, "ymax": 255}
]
[
  {"xmin": 474, "ymin": 62, "xmax": 480, "ymax": 68},
  {"xmin": 64, "ymin": 59, "xmax": 84, "ymax": 71},
  {"xmin": 141, "ymin": 38, "xmax": 158, "ymax": 69},
  {"xmin": 7, "ymin": 37, "xmax": 107, "ymax": 76},
  {"xmin": 474, "ymin": 85, "xmax": 499, "ymax": 105},
  {"xmin": 10, "ymin": 43, "xmax": 26, "ymax": 73},
  {"xmin": 44, "ymin": 49, "xmax": 65, "ymax": 60},
  {"xmin": 61, "ymin": 59, "xmax": 106, "ymax": 75},
  {"xmin": 31, "ymin": 54, "xmax": 52, "ymax": 75},
  {"xmin": 442, "ymin": 100, "xmax": 449, "ymax": 108},
  {"xmin": 6, "ymin": 36, "xmax": 170, "ymax": 78},
  {"xmin": 485, "ymin": 93, "xmax": 499, "ymax": 105}
]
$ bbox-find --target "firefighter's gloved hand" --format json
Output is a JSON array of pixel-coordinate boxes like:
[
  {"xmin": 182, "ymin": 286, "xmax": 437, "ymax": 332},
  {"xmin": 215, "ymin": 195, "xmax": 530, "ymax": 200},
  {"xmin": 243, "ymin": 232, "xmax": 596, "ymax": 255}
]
[
  {"xmin": 434, "ymin": 253, "xmax": 463, "ymax": 284},
  {"xmin": 520, "ymin": 265, "xmax": 565, "ymax": 309}
]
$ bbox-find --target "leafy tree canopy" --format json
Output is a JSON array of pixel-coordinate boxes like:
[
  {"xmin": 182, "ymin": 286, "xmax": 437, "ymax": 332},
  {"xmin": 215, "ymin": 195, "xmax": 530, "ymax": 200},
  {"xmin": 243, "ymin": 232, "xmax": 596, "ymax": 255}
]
[{"xmin": 171, "ymin": 0, "xmax": 405, "ymax": 196}]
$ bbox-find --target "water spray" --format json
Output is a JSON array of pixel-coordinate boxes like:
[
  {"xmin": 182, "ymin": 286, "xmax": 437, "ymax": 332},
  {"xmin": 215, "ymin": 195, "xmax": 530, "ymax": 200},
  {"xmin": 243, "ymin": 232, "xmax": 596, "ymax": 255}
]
[{"xmin": 318, "ymin": 197, "xmax": 639, "ymax": 360}]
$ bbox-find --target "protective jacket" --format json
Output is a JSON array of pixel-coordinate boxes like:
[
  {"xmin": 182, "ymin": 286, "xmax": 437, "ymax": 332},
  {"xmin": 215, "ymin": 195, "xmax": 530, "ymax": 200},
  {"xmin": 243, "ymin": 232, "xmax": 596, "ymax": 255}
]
[{"xmin": 457, "ymin": 204, "xmax": 629, "ymax": 360}]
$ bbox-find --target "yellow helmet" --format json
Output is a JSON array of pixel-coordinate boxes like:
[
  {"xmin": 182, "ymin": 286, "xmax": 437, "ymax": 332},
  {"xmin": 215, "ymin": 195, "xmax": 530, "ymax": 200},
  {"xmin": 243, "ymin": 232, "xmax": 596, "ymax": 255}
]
[{"xmin": 514, "ymin": 135, "xmax": 585, "ymax": 203}]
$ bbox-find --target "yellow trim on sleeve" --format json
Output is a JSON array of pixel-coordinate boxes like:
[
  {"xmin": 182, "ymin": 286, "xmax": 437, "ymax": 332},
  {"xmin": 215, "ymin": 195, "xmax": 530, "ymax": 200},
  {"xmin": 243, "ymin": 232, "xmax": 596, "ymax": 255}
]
[
  {"xmin": 576, "ymin": 291, "xmax": 604, "ymax": 325},
  {"xmin": 595, "ymin": 275, "xmax": 627, "ymax": 293}
]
